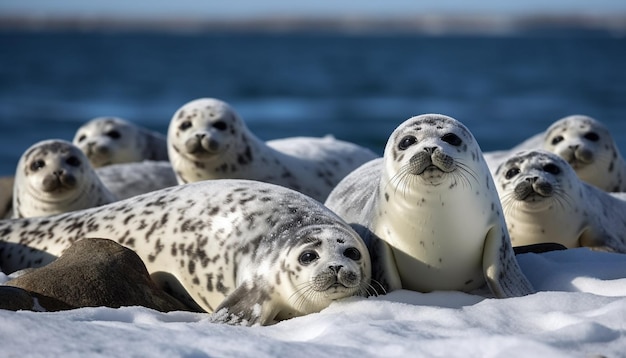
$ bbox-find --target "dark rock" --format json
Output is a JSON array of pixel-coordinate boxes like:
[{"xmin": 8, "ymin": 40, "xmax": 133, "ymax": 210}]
[
  {"xmin": 0, "ymin": 286, "xmax": 35, "ymax": 311},
  {"xmin": 5, "ymin": 238, "xmax": 192, "ymax": 312}
]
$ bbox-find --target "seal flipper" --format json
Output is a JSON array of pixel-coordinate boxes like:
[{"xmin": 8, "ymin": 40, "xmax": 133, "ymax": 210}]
[
  {"xmin": 208, "ymin": 280, "xmax": 274, "ymax": 326},
  {"xmin": 482, "ymin": 226, "xmax": 535, "ymax": 298}
]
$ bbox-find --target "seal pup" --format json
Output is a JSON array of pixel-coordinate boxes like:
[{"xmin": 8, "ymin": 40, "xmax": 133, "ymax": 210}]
[
  {"xmin": 325, "ymin": 114, "xmax": 534, "ymax": 298},
  {"xmin": 11, "ymin": 139, "xmax": 117, "ymax": 218},
  {"xmin": 0, "ymin": 180, "xmax": 372, "ymax": 326},
  {"xmin": 167, "ymin": 97, "xmax": 378, "ymax": 202},
  {"xmin": 494, "ymin": 150, "xmax": 626, "ymax": 253},
  {"xmin": 541, "ymin": 115, "xmax": 626, "ymax": 192},
  {"xmin": 485, "ymin": 115, "xmax": 626, "ymax": 192},
  {"xmin": 73, "ymin": 116, "xmax": 169, "ymax": 168}
]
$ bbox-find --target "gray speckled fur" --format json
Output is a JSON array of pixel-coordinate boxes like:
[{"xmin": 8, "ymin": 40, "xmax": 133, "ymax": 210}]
[
  {"xmin": 73, "ymin": 117, "xmax": 168, "ymax": 168},
  {"xmin": 325, "ymin": 114, "xmax": 534, "ymax": 298},
  {"xmin": 96, "ymin": 160, "xmax": 178, "ymax": 200},
  {"xmin": 0, "ymin": 180, "xmax": 370, "ymax": 326},
  {"xmin": 168, "ymin": 98, "xmax": 379, "ymax": 202},
  {"xmin": 12, "ymin": 139, "xmax": 117, "ymax": 218},
  {"xmin": 494, "ymin": 150, "xmax": 626, "ymax": 252}
]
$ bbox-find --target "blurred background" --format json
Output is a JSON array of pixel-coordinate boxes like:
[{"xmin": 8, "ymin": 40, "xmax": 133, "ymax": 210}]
[{"xmin": 1, "ymin": 0, "xmax": 625, "ymax": 175}]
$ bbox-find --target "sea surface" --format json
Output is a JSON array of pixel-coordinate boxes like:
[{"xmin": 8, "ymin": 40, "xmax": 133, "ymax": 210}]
[{"xmin": 1, "ymin": 29, "xmax": 625, "ymax": 176}]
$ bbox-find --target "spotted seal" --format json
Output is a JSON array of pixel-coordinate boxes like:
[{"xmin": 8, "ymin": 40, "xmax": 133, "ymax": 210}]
[
  {"xmin": 541, "ymin": 115, "xmax": 626, "ymax": 192},
  {"xmin": 73, "ymin": 116, "xmax": 169, "ymax": 168},
  {"xmin": 485, "ymin": 115, "xmax": 626, "ymax": 192},
  {"xmin": 11, "ymin": 139, "xmax": 117, "ymax": 218},
  {"xmin": 494, "ymin": 149, "xmax": 626, "ymax": 252},
  {"xmin": 0, "ymin": 180, "xmax": 371, "ymax": 326},
  {"xmin": 325, "ymin": 114, "xmax": 534, "ymax": 298},
  {"xmin": 167, "ymin": 98, "xmax": 378, "ymax": 202}
]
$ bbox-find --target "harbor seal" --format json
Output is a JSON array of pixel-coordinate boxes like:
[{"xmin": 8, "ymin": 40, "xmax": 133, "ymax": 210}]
[
  {"xmin": 484, "ymin": 115, "xmax": 626, "ymax": 192},
  {"xmin": 325, "ymin": 114, "xmax": 534, "ymax": 298},
  {"xmin": 0, "ymin": 180, "xmax": 372, "ymax": 326},
  {"xmin": 493, "ymin": 149, "xmax": 626, "ymax": 253},
  {"xmin": 11, "ymin": 139, "xmax": 117, "ymax": 218},
  {"xmin": 541, "ymin": 115, "xmax": 626, "ymax": 192},
  {"xmin": 73, "ymin": 116, "xmax": 169, "ymax": 168},
  {"xmin": 167, "ymin": 97, "xmax": 378, "ymax": 202}
]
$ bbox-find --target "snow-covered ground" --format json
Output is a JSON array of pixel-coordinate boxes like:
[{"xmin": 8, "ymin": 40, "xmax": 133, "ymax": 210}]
[{"xmin": 1, "ymin": 248, "xmax": 625, "ymax": 357}]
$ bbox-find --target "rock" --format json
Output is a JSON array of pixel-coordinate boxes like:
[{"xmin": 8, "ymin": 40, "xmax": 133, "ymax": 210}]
[
  {"xmin": 5, "ymin": 238, "xmax": 193, "ymax": 312},
  {"xmin": 0, "ymin": 175, "xmax": 14, "ymax": 218}
]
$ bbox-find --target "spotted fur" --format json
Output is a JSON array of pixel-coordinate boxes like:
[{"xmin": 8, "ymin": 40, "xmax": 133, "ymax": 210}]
[
  {"xmin": 12, "ymin": 139, "xmax": 117, "ymax": 218},
  {"xmin": 167, "ymin": 98, "xmax": 378, "ymax": 202},
  {"xmin": 325, "ymin": 114, "xmax": 534, "ymax": 298},
  {"xmin": 73, "ymin": 117, "xmax": 168, "ymax": 168},
  {"xmin": 494, "ymin": 149, "xmax": 626, "ymax": 252},
  {"xmin": 0, "ymin": 180, "xmax": 371, "ymax": 326}
]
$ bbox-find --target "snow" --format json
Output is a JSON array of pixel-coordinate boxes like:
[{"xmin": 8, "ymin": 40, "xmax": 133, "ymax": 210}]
[{"xmin": 1, "ymin": 248, "xmax": 625, "ymax": 357}]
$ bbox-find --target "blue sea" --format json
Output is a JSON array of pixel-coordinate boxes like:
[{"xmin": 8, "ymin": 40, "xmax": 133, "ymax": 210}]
[{"xmin": 1, "ymin": 29, "xmax": 625, "ymax": 176}]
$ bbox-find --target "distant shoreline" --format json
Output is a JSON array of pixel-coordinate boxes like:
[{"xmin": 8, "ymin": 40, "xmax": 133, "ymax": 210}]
[{"xmin": 2, "ymin": 14, "xmax": 626, "ymax": 35}]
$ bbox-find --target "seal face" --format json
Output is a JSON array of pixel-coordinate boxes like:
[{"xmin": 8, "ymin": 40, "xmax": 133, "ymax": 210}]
[
  {"xmin": 325, "ymin": 114, "xmax": 534, "ymax": 298},
  {"xmin": 0, "ymin": 180, "xmax": 371, "ymax": 326},
  {"xmin": 542, "ymin": 115, "xmax": 626, "ymax": 192},
  {"xmin": 73, "ymin": 117, "xmax": 168, "ymax": 168},
  {"xmin": 12, "ymin": 139, "xmax": 117, "ymax": 218},
  {"xmin": 494, "ymin": 149, "xmax": 626, "ymax": 252},
  {"xmin": 167, "ymin": 98, "xmax": 378, "ymax": 202}
]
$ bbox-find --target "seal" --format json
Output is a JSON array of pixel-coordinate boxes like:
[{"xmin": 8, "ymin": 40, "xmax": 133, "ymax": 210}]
[
  {"xmin": 0, "ymin": 180, "xmax": 372, "ymax": 326},
  {"xmin": 484, "ymin": 115, "xmax": 626, "ymax": 192},
  {"xmin": 73, "ymin": 116, "xmax": 169, "ymax": 168},
  {"xmin": 167, "ymin": 98, "xmax": 378, "ymax": 202},
  {"xmin": 493, "ymin": 149, "xmax": 626, "ymax": 252},
  {"xmin": 11, "ymin": 139, "xmax": 117, "ymax": 218},
  {"xmin": 325, "ymin": 114, "xmax": 534, "ymax": 298},
  {"xmin": 541, "ymin": 115, "xmax": 626, "ymax": 192}
]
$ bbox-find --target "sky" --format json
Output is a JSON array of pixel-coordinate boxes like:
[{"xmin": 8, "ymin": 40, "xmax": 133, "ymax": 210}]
[{"xmin": 1, "ymin": 0, "xmax": 626, "ymax": 19}]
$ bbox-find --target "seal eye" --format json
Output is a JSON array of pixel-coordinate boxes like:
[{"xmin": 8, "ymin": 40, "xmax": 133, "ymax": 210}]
[
  {"xmin": 441, "ymin": 133, "xmax": 462, "ymax": 147},
  {"xmin": 298, "ymin": 251, "xmax": 319, "ymax": 265},
  {"xmin": 179, "ymin": 121, "xmax": 192, "ymax": 131},
  {"xmin": 505, "ymin": 167, "xmax": 520, "ymax": 179},
  {"xmin": 213, "ymin": 121, "xmax": 228, "ymax": 131},
  {"xmin": 584, "ymin": 132, "xmax": 600, "ymax": 142},
  {"xmin": 551, "ymin": 135, "xmax": 564, "ymax": 145},
  {"xmin": 106, "ymin": 130, "xmax": 121, "ymax": 139},
  {"xmin": 343, "ymin": 247, "xmax": 361, "ymax": 261},
  {"xmin": 77, "ymin": 134, "xmax": 86, "ymax": 143},
  {"xmin": 66, "ymin": 156, "xmax": 81, "ymax": 167},
  {"xmin": 543, "ymin": 163, "xmax": 561, "ymax": 175},
  {"xmin": 30, "ymin": 159, "xmax": 46, "ymax": 171},
  {"xmin": 398, "ymin": 136, "xmax": 417, "ymax": 150}
]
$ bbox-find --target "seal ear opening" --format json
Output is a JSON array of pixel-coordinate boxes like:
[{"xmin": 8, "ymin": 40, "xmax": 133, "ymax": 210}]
[{"xmin": 150, "ymin": 271, "xmax": 204, "ymax": 312}]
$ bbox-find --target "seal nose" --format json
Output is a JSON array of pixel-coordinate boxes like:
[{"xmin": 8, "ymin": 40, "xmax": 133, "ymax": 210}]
[
  {"xmin": 569, "ymin": 144, "xmax": 579, "ymax": 150},
  {"xmin": 196, "ymin": 133, "xmax": 206, "ymax": 139},
  {"xmin": 424, "ymin": 146, "xmax": 437, "ymax": 154},
  {"xmin": 329, "ymin": 265, "xmax": 343, "ymax": 274},
  {"xmin": 525, "ymin": 176, "xmax": 538, "ymax": 183}
]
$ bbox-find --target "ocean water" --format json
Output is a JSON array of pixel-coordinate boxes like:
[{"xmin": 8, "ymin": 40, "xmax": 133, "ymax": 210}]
[{"xmin": 1, "ymin": 29, "xmax": 625, "ymax": 175}]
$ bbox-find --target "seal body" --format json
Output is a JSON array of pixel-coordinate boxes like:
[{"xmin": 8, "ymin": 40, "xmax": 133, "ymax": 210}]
[
  {"xmin": 96, "ymin": 161, "xmax": 178, "ymax": 200},
  {"xmin": 73, "ymin": 117, "xmax": 169, "ymax": 168},
  {"xmin": 0, "ymin": 180, "xmax": 371, "ymax": 326},
  {"xmin": 12, "ymin": 139, "xmax": 116, "ymax": 218},
  {"xmin": 325, "ymin": 114, "xmax": 534, "ymax": 298},
  {"xmin": 494, "ymin": 150, "xmax": 626, "ymax": 253},
  {"xmin": 485, "ymin": 115, "xmax": 626, "ymax": 192},
  {"xmin": 167, "ymin": 98, "xmax": 378, "ymax": 202}
]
